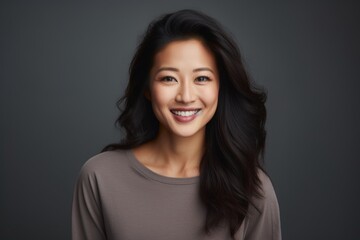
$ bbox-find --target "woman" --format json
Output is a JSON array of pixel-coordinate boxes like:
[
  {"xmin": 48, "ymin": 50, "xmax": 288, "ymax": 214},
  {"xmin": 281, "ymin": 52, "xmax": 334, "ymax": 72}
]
[{"xmin": 72, "ymin": 9, "xmax": 281, "ymax": 240}]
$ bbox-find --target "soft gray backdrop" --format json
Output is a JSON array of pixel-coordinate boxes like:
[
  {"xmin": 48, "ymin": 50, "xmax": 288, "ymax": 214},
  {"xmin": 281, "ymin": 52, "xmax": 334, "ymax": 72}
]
[{"xmin": 1, "ymin": 1, "xmax": 359, "ymax": 239}]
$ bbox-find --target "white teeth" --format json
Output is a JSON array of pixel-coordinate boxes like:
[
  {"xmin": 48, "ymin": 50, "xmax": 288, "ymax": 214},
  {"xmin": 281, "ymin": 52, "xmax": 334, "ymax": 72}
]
[{"xmin": 172, "ymin": 110, "xmax": 199, "ymax": 117}]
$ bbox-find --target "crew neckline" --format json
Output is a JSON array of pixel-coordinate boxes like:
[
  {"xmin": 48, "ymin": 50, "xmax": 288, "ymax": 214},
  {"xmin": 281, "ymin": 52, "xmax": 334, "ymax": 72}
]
[{"xmin": 126, "ymin": 149, "xmax": 200, "ymax": 185}]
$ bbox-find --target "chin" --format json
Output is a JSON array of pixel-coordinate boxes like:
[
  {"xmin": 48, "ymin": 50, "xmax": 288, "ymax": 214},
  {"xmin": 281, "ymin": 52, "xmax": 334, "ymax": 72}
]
[{"xmin": 170, "ymin": 126, "xmax": 205, "ymax": 138}]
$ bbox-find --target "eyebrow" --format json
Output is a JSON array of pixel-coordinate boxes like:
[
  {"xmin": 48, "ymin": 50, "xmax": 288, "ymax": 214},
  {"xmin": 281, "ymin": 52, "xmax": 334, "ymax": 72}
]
[{"xmin": 155, "ymin": 67, "xmax": 215, "ymax": 74}]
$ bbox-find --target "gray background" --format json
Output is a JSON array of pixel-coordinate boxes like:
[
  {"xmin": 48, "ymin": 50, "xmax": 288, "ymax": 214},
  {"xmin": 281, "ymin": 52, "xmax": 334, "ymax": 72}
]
[{"xmin": 1, "ymin": 1, "xmax": 359, "ymax": 239}]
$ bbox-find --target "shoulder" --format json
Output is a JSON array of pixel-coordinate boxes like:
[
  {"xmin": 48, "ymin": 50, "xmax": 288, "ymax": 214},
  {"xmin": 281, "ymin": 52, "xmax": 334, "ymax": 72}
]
[
  {"xmin": 249, "ymin": 170, "xmax": 279, "ymax": 215},
  {"xmin": 78, "ymin": 149, "xmax": 130, "ymax": 177},
  {"xmin": 255, "ymin": 169, "xmax": 279, "ymax": 212},
  {"xmin": 242, "ymin": 169, "xmax": 282, "ymax": 239}
]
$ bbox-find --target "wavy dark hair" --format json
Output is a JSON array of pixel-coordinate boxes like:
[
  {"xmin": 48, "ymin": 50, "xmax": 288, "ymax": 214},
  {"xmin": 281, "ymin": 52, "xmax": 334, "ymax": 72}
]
[{"xmin": 101, "ymin": 9, "xmax": 267, "ymax": 239}]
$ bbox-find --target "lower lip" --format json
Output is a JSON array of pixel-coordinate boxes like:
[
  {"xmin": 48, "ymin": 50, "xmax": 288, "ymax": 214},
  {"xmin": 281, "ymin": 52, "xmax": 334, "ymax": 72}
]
[{"xmin": 171, "ymin": 112, "xmax": 199, "ymax": 123}]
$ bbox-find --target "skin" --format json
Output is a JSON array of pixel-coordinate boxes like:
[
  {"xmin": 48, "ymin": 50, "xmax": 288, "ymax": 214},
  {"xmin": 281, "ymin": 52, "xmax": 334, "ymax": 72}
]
[{"xmin": 133, "ymin": 38, "xmax": 219, "ymax": 178}]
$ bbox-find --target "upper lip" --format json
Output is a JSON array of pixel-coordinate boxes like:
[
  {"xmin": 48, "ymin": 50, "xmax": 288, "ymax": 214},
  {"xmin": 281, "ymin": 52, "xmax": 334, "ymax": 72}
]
[{"xmin": 170, "ymin": 108, "xmax": 201, "ymax": 111}]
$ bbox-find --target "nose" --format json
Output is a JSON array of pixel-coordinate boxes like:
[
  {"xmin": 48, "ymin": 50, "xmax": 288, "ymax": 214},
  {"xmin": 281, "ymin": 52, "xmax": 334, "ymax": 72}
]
[{"xmin": 175, "ymin": 82, "xmax": 195, "ymax": 103}]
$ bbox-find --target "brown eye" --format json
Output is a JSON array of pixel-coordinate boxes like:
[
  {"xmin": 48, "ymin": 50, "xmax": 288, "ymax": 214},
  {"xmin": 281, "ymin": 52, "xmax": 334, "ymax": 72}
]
[
  {"xmin": 161, "ymin": 76, "xmax": 177, "ymax": 82},
  {"xmin": 195, "ymin": 76, "xmax": 210, "ymax": 82}
]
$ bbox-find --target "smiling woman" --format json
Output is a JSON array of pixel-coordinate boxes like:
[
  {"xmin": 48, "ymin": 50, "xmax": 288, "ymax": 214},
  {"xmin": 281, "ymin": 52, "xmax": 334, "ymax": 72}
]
[
  {"xmin": 148, "ymin": 39, "xmax": 219, "ymax": 138},
  {"xmin": 72, "ymin": 9, "xmax": 281, "ymax": 240}
]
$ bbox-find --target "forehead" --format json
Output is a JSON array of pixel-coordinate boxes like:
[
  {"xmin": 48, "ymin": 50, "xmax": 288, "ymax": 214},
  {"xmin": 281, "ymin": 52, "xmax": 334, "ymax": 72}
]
[{"xmin": 151, "ymin": 38, "xmax": 217, "ymax": 71}]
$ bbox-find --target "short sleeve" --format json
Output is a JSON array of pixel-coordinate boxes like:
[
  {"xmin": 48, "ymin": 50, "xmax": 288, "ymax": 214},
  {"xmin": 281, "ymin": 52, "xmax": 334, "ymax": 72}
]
[
  {"xmin": 72, "ymin": 161, "xmax": 107, "ymax": 240},
  {"xmin": 243, "ymin": 170, "xmax": 282, "ymax": 240}
]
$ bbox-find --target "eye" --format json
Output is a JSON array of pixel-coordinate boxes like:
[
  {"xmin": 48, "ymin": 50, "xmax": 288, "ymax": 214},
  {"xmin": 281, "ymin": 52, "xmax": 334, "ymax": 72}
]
[
  {"xmin": 160, "ymin": 76, "xmax": 177, "ymax": 82},
  {"xmin": 195, "ymin": 76, "xmax": 210, "ymax": 83}
]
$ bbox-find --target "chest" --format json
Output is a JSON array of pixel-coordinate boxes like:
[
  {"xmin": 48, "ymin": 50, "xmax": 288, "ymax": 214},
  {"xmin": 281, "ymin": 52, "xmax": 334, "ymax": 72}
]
[{"xmin": 98, "ymin": 176, "xmax": 239, "ymax": 240}]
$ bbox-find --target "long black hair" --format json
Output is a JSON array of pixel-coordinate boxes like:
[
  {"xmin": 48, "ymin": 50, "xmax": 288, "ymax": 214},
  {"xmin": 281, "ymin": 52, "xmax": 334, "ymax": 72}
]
[{"xmin": 101, "ymin": 9, "xmax": 267, "ymax": 239}]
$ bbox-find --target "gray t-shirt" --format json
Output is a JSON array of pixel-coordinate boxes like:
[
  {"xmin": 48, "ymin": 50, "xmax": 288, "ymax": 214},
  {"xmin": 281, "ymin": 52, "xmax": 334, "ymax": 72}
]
[{"xmin": 72, "ymin": 149, "xmax": 281, "ymax": 240}]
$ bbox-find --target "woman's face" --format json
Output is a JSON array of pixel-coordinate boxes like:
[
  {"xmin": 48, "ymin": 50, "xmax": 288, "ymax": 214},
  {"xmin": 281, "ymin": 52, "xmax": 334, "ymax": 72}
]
[{"xmin": 148, "ymin": 38, "xmax": 219, "ymax": 138}]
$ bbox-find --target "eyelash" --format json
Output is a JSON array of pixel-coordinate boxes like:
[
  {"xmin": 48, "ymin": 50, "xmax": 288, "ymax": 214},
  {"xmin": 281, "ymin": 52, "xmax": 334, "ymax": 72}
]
[
  {"xmin": 159, "ymin": 76, "xmax": 211, "ymax": 83},
  {"xmin": 195, "ymin": 76, "xmax": 210, "ymax": 82},
  {"xmin": 160, "ymin": 76, "xmax": 177, "ymax": 82}
]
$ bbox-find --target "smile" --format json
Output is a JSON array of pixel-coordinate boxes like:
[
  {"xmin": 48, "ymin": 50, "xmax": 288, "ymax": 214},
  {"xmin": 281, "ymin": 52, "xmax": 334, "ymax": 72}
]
[{"xmin": 170, "ymin": 109, "xmax": 201, "ymax": 117}]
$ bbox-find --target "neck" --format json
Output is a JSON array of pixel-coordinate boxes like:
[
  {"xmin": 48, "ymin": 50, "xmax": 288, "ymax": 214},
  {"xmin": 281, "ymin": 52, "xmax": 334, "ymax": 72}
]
[
  {"xmin": 148, "ymin": 126, "xmax": 205, "ymax": 175},
  {"xmin": 161, "ymin": 129, "xmax": 204, "ymax": 161}
]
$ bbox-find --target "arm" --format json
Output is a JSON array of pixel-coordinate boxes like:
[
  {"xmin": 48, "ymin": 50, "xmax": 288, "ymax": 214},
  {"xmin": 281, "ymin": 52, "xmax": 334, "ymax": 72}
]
[
  {"xmin": 72, "ymin": 162, "xmax": 107, "ymax": 240},
  {"xmin": 243, "ymin": 171, "xmax": 282, "ymax": 240}
]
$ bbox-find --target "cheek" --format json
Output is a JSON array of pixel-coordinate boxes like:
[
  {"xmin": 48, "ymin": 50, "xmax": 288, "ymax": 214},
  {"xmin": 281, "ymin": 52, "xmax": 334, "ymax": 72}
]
[
  {"xmin": 199, "ymin": 87, "xmax": 219, "ymax": 107},
  {"xmin": 151, "ymin": 86, "xmax": 174, "ymax": 109}
]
